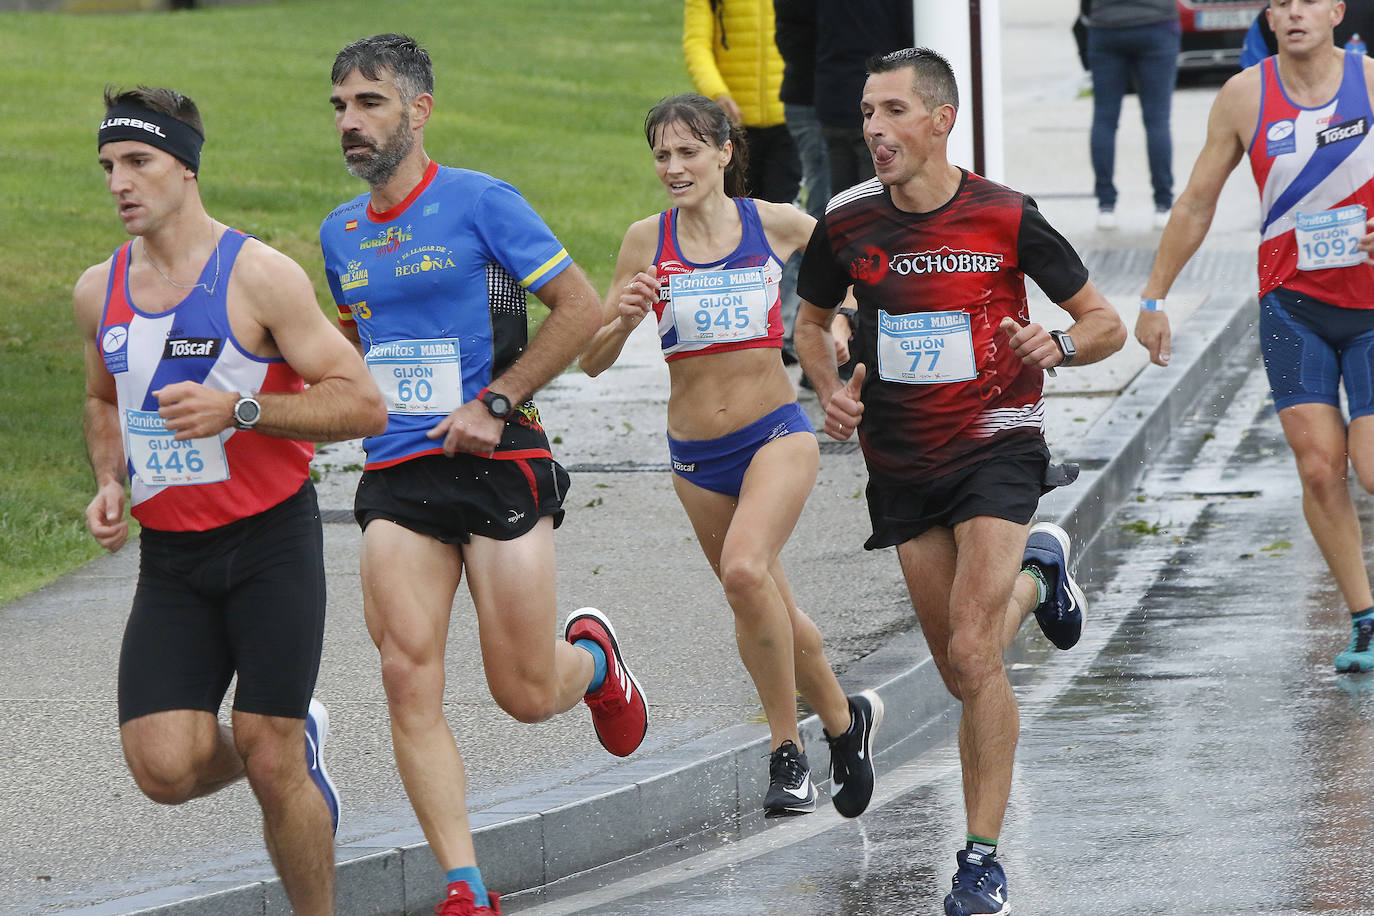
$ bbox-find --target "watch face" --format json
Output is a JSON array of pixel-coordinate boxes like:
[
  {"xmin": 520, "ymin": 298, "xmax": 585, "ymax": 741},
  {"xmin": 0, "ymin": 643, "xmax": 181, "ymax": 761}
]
[
  {"xmin": 483, "ymin": 391, "xmax": 512, "ymax": 418},
  {"xmin": 236, "ymin": 399, "xmax": 261, "ymax": 425}
]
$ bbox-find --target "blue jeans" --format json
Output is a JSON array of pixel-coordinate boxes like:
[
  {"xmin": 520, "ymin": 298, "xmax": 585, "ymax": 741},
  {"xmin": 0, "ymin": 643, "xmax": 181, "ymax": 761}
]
[
  {"xmin": 784, "ymin": 103, "xmax": 830, "ymax": 220},
  {"xmin": 780, "ymin": 104, "xmax": 828, "ymax": 343},
  {"xmin": 1088, "ymin": 20, "xmax": 1180, "ymax": 211}
]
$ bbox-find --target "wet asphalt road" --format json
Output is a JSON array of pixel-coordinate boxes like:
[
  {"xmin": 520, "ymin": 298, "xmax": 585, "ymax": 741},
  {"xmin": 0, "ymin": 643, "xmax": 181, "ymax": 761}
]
[{"xmin": 502, "ymin": 349, "xmax": 1374, "ymax": 914}]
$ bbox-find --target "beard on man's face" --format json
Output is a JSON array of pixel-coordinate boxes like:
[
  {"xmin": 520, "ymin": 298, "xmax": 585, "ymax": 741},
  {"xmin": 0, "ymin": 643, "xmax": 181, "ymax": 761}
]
[{"xmin": 343, "ymin": 114, "xmax": 414, "ymax": 186}]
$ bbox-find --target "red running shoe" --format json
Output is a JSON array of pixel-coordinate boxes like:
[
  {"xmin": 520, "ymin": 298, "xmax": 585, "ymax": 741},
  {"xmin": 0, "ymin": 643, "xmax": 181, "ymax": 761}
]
[
  {"xmin": 565, "ymin": 607, "xmax": 648, "ymax": 757},
  {"xmin": 434, "ymin": 882, "xmax": 502, "ymax": 915}
]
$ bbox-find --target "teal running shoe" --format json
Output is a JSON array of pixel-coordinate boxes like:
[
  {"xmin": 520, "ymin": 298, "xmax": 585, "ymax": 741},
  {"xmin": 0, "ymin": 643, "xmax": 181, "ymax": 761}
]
[{"xmin": 1335, "ymin": 616, "xmax": 1374, "ymax": 673}]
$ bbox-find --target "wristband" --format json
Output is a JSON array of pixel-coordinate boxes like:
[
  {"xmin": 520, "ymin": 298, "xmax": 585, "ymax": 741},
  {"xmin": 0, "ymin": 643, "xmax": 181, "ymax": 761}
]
[{"xmin": 1140, "ymin": 298, "xmax": 1165, "ymax": 312}]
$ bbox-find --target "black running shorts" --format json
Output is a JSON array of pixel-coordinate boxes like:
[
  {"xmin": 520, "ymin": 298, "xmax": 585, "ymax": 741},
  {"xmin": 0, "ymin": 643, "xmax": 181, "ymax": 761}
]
[
  {"xmin": 354, "ymin": 452, "xmax": 569, "ymax": 544},
  {"xmin": 864, "ymin": 439, "xmax": 1055, "ymax": 550},
  {"xmin": 118, "ymin": 481, "xmax": 326, "ymax": 725}
]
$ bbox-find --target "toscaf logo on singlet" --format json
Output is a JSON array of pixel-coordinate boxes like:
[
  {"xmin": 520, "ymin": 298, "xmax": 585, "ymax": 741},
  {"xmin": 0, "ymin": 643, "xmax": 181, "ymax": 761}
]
[
  {"xmin": 162, "ymin": 336, "xmax": 222, "ymax": 360},
  {"xmin": 1317, "ymin": 117, "xmax": 1368, "ymax": 149}
]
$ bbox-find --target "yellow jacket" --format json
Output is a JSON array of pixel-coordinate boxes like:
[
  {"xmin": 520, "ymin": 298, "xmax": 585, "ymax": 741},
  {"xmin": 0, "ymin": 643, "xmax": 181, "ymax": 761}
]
[{"xmin": 682, "ymin": 0, "xmax": 786, "ymax": 128}]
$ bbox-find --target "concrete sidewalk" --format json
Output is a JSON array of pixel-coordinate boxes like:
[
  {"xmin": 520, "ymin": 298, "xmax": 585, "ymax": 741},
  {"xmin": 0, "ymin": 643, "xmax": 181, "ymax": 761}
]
[{"xmin": 0, "ymin": 1, "xmax": 1269, "ymax": 913}]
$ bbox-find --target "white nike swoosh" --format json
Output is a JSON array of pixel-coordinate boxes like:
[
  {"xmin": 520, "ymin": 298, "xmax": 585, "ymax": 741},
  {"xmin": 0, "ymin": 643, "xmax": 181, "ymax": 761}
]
[
  {"xmin": 306, "ymin": 733, "xmax": 319, "ymax": 770},
  {"xmin": 783, "ymin": 782, "xmax": 812, "ymax": 800},
  {"xmin": 991, "ymin": 885, "xmax": 1005, "ymax": 904}
]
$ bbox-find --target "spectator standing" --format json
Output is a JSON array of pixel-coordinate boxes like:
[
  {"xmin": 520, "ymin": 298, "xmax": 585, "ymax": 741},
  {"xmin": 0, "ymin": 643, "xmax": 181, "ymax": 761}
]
[
  {"xmin": 814, "ymin": 0, "xmax": 913, "ymax": 194},
  {"xmin": 685, "ymin": 0, "xmax": 805, "ymax": 362},
  {"xmin": 684, "ymin": 0, "xmax": 801, "ymax": 206},
  {"xmin": 775, "ymin": 0, "xmax": 829, "ymax": 219},
  {"xmin": 1084, "ymin": 0, "xmax": 1181, "ymax": 230}
]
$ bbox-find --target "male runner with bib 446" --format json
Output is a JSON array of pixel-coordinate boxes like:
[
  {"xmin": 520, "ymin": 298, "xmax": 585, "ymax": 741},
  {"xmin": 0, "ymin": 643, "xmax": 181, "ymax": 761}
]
[
  {"xmin": 1136, "ymin": 0, "xmax": 1374, "ymax": 674},
  {"xmin": 76, "ymin": 86, "xmax": 387, "ymax": 916}
]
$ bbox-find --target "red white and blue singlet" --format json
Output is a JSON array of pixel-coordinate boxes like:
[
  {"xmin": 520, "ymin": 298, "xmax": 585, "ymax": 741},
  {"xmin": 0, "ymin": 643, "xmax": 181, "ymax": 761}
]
[
  {"xmin": 98, "ymin": 229, "xmax": 312, "ymax": 532},
  {"xmin": 652, "ymin": 198, "xmax": 785, "ymax": 361},
  {"xmin": 1250, "ymin": 52, "xmax": 1374, "ymax": 307},
  {"xmin": 320, "ymin": 162, "xmax": 572, "ymax": 469}
]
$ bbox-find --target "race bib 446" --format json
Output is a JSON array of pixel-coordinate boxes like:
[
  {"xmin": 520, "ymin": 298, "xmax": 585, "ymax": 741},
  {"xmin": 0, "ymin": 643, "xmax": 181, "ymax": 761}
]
[{"xmin": 125, "ymin": 409, "xmax": 229, "ymax": 486}]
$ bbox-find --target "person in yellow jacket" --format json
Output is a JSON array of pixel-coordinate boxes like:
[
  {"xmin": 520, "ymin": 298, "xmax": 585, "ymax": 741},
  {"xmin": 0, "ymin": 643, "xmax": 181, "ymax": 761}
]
[
  {"xmin": 683, "ymin": 0, "xmax": 800, "ymax": 204},
  {"xmin": 683, "ymin": 0, "xmax": 805, "ymax": 359}
]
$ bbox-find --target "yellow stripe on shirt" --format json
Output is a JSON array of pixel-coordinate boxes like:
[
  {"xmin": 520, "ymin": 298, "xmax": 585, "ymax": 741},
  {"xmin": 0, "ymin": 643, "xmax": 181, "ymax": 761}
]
[{"xmin": 520, "ymin": 249, "xmax": 570, "ymax": 289}]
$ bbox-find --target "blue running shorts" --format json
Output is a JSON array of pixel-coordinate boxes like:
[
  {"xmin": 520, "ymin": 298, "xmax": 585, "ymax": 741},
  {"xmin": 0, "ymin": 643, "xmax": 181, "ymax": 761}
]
[
  {"xmin": 667, "ymin": 401, "xmax": 816, "ymax": 497},
  {"xmin": 1260, "ymin": 287, "xmax": 1374, "ymax": 417}
]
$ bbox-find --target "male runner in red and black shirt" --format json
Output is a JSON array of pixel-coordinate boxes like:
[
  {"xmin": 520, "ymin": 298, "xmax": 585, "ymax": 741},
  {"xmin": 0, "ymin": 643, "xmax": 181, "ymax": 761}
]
[{"xmin": 796, "ymin": 48, "xmax": 1126, "ymax": 916}]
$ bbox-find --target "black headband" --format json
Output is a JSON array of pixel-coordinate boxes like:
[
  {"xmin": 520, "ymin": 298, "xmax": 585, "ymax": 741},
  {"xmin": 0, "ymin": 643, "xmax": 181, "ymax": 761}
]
[{"xmin": 97, "ymin": 104, "xmax": 204, "ymax": 173}]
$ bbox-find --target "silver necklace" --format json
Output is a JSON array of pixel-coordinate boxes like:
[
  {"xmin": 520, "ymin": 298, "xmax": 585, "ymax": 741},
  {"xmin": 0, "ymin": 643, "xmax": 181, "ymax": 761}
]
[{"xmin": 142, "ymin": 222, "xmax": 222, "ymax": 295}]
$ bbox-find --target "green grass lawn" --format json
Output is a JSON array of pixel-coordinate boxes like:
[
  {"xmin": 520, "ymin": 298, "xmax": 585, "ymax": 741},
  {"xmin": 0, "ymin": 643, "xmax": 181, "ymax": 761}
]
[{"xmin": 0, "ymin": 0, "xmax": 686, "ymax": 605}]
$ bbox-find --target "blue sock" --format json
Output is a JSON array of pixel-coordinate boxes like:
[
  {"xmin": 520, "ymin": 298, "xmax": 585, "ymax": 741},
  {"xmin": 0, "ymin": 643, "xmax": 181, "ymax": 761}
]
[
  {"xmin": 445, "ymin": 866, "xmax": 489, "ymax": 907},
  {"xmin": 575, "ymin": 638, "xmax": 607, "ymax": 693}
]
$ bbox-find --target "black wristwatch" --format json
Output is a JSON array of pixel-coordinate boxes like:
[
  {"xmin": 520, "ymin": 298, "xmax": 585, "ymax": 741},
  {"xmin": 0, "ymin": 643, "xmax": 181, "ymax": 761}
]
[
  {"xmin": 478, "ymin": 387, "xmax": 513, "ymax": 419},
  {"xmin": 1050, "ymin": 330, "xmax": 1077, "ymax": 368},
  {"xmin": 232, "ymin": 391, "xmax": 261, "ymax": 430}
]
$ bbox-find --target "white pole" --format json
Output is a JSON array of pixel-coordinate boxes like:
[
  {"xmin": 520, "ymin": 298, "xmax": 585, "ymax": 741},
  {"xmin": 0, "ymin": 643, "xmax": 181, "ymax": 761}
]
[
  {"xmin": 911, "ymin": 0, "xmax": 1004, "ymax": 182},
  {"xmin": 981, "ymin": 0, "xmax": 1004, "ymax": 182}
]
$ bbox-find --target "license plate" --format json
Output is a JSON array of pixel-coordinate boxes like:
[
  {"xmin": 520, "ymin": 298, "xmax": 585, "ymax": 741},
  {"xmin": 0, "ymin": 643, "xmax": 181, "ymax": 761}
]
[{"xmin": 1195, "ymin": 8, "xmax": 1258, "ymax": 30}]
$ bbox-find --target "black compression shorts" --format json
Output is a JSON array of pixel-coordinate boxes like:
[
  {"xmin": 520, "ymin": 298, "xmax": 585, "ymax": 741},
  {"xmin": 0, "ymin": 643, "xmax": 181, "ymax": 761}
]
[
  {"xmin": 118, "ymin": 481, "xmax": 326, "ymax": 724},
  {"xmin": 354, "ymin": 452, "xmax": 569, "ymax": 544}
]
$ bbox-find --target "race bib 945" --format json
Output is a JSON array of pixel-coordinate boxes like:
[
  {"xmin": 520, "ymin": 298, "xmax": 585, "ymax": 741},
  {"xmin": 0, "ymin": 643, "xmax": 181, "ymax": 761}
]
[{"xmin": 669, "ymin": 268, "xmax": 769, "ymax": 344}]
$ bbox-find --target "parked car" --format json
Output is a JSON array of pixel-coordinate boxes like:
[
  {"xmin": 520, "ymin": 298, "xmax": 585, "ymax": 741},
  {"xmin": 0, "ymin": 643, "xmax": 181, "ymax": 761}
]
[{"xmin": 1176, "ymin": 0, "xmax": 1267, "ymax": 70}]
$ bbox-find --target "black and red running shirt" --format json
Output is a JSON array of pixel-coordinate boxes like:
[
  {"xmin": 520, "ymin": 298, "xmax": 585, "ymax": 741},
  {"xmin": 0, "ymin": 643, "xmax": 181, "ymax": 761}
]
[{"xmin": 798, "ymin": 170, "xmax": 1089, "ymax": 483}]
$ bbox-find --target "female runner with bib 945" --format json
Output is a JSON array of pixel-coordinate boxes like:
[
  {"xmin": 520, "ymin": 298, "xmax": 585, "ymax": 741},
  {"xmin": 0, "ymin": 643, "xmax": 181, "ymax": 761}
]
[{"xmin": 580, "ymin": 94, "xmax": 881, "ymax": 820}]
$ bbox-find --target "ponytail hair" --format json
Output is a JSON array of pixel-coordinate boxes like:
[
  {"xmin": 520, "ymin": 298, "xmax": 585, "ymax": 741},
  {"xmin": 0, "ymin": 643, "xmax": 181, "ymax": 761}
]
[{"xmin": 644, "ymin": 93, "xmax": 751, "ymax": 198}]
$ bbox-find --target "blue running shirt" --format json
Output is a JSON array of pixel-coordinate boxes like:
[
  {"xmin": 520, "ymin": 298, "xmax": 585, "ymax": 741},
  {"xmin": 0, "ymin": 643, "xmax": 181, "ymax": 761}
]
[{"xmin": 320, "ymin": 162, "xmax": 572, "ymax": 469}]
